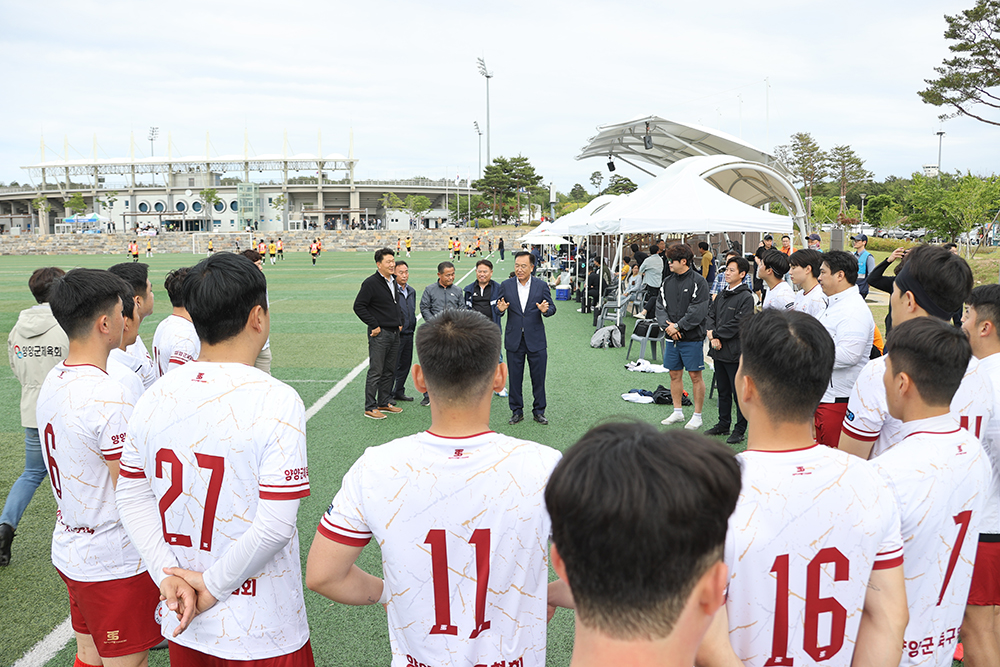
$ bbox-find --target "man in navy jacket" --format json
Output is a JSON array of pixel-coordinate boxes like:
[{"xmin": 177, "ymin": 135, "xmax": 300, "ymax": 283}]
[{"xmin": 495, "ymin": 252, "xmax": 556, "ymax": 424}]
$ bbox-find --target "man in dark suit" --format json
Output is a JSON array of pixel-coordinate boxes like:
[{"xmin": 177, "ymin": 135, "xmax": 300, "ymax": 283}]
[
  {"xmin": 391, "ymin": 260, "xmax": 417, "ymax": 402},
  {"xmin": 495, "ymin": 251, "xmax": 556, "ymax": 425},
  {"xmin": 352, "ymin": 248, "xmax": 403, "ymax": 420}
]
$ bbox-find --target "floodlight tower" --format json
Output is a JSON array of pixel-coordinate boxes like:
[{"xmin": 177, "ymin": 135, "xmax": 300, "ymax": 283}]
[
  {"xmin": 148, "ymin": 127, "xmax": 159, "ymax": 157},
  {"xmin": 474, "ymin": 121, "xmax": 483, "ymax": 177},
  {"xmin": 477, "ymin": 58, "xmax": 493, "ymax": 166},
  {"xmin": 936, "ymin": 130, "xmax": 946, "ymax": 181}
]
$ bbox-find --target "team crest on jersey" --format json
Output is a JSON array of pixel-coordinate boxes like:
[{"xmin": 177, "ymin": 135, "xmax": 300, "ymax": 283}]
[
  {"xmin": 450, "ymin": 448, "xmax": 470, "ymax": 459},
  {"xmin": 957, "ymin": 443, "xmax": 966, "ymax": 455},
  {"xmin": 192, "ymin": 372, "xmax": 207, "ymax": 383},
  {"xmin": 793, "ymin": 465, "xmax": 811, "ymax": 476},
  {"xmin": 845, "ymin": 410, "xmax": 855, "ymax": 421}
]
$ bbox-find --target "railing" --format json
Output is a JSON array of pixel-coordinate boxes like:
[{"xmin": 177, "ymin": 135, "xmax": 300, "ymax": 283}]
[{"xmin": 0, "ymin": 178, "xmax": 474, "ymax": 196}]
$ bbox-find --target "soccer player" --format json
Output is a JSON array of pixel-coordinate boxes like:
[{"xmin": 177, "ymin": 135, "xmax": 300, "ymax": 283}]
[
  {"xmin": 116, "ymin": 252, "xmax": 314, "ymax": 665},
  {"xmin": 697, "ymin": 309, "xmax": 907, "ymax": 667},
  {"xmin": 315, "ymin": 237, "xmax": 322, "ymax": 257},
  {"xmin": 257, "ymin": 238, "xmax": 267, "ymax": 259},
  {"xmin": 152, "ymin": 267, "xmax": 200, "ymax": 377},
  {"xmin": 207, "ymin": 238, "xmax": 213, "ymax": 255},
  {"xmin": 108, "ymin": 262, "xmax": 156, "ymax": 389},
  {"xmin": 788, "ymin": 248, "xmax": 827, "ymax": 318},
  {"xmin": 757, "ymin": 249, "xmax": 793, "ymax": 311},
  {"xmin": 277, "ymin": 237, "xmax": 284, "ymax": 260},
  {"xmin": 814, "ymin": 250, "xmax": 874, "ymax": 447},
  {"xmin": 546, "ymin": 422, "xmax": 739, "ymax": 667},
  {"xmin": 107, "ymin": 286, "xmax": 146, "ymax": 403},
  {"xmin": 131, "ymin": 240, "xmax": 140, "ymax": 262},
  {"xmin": 268, "ymin": 239, "xmax": 277, "ymax": 265},
  {"xmin": 310, "ymin": 239, "xmax": 318, "ymax": 265},
  {"xmin": 405, "ymin": 236, "xmax": 411, "ymax": 257},
  {"xmin": 454, "ymin": 237, "xmax": 461, "ymax": 261},
  {"xmin": 870, "ymin": 317, "xmax": 990, "ymax": 666},
  {"xmin": 307, "ymin": 309, "xmax": 561, "ymax": 667},
  {"xmin": 1, "ymin": 267, "xmax": 68, "ymax": 566},
  {"xmin": 37, "ymin": 268, "xmax": 166, "ymax": 667},
  {"xmin": 145, "ymin": 238, "xmax": 152, "ymax": 258},
  {"xmin": 960, "ymin": 284, "xmax": 1000, "ymax": 667},
  {"xmin": 840, "ymin": 245, "xmax": 992, "ymax": 458},
  {"xmin": 241, "ymin": 250, "xmax": 273, "ymax": 374},
  {"xmin": 448, "ymin": 236, "xmax": 454, "ymax": 258}
]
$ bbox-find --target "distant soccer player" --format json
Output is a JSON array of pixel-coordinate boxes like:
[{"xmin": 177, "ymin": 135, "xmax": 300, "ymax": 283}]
[
  {"xmin": 117, "ymin": 252, "xmax": 314, "ymax": 665},
  {"xmin": 145, "ymin": 238, "xmax": 152, "ymax": 258},
  {"xmin": 405, "ymin": 236, "xmax": 411, "ymax": 257},
  {"xmin": 131, "ymin": 240, "xmax": 140, "ymax": 263},
  {"xmin": 307, "ymin": 309, "xmax": 561, "ymax": 667},
  {"xmin": 788, "ymin": 248, "xmax": 827, "ymax": 318},
  {"xmin": 108, "ymin": 262, "xmax": 156, "ymax": 389},
  {"xmin": 310, "ymin": 239, "xmax": 318, "ymax": 265},
  {"xmin": 37, "ymin": 268, "xmax": 166, "ymax": 667},
  {"xmin": 268, "ymin": 239, "xmax": 277, "ymax": 265},
  {"xmin": 871, "ymin": 317, "xmax": 990, "ymax": 666},
  {"xmin": 546, "ymin": 422, "xmax": 740, "ymax": 667},
  {"xmin": 207, "ymin": 238, "xmax": 213, "ymax": 255},
  {"xmin": 697, "ymin": 309, "xmax": 907, "ymax": 667},
  {"xmin": 152, "ymin": 267, "xmax": 200, "ymax": 377},
  {"xmin": 277, "ymin": 236, "xmax": 284, "ymax": 260},
  {"xmin": 840, "ymin": 244, "xmax": 992, "ymax": 457}
]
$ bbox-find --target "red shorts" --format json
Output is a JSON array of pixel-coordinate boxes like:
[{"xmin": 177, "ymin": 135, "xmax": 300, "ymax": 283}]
[
  {"xmin": 168, "ymin": 640, "xmax": 315, "ymax": 667},
  {"xmin": 58, "ymin": 570, "xmax": 161, "ymax": 658},
  {"xmin": 968, "ymin": 540, "xmax": 1000, "ymax": 606},
  {"xmin": 814, "ymin": 402, "xmax": 849, "ymax": 448}
]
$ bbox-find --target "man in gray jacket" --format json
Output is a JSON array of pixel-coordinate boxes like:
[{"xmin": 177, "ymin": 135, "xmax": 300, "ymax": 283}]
[
  {"xmin": 418, "ymin": 261, "xmax": 463, "ymax": 406},
  {"xmin": 2, "ymin": 267, "xmax": 69, "ymax": 566}
]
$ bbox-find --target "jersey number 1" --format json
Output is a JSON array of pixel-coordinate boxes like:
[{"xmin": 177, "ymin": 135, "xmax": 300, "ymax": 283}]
[
  {"xmin": 424, "ymin": 528, "xmax": 491, "ymax": 638},
  {"xmin": 155, "ymin": 449, "xmax": 225, "ymax": 551}
]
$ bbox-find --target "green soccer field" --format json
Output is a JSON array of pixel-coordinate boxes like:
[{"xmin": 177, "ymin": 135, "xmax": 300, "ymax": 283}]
[{"xmin": 0, "ymin": 247, "xmax": 733, "ymax": 666}]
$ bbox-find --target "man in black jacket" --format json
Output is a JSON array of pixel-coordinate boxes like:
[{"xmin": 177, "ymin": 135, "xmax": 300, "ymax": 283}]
[
  {"xmin": 704, "ymin": 256, "xmax": 755, "ymax": 443},
  {"xmin": 642, "ymin": 243, "xmax": 709, "ymax": 430},
  {"xmin": 391, "ymin": 260, "xmax": 418, "ymax": 402},
  {"xmin": 353, "ymin": 248, "xmax": 404, "ymax": 419}
]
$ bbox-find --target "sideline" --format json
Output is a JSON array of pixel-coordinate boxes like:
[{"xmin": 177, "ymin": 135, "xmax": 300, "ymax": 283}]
[{"xmin": 15, "ymin": 254, "xmax": 488, "ymax": 667}]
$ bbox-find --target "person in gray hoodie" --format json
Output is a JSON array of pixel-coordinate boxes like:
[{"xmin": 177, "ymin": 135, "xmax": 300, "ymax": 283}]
[
  {"xmin": 418, "ymin": 261, "xmax": 463, "ymax": 406},
  {"xmin": 2, "ymin": 267, "xmax": 69, "ymax": 566}
]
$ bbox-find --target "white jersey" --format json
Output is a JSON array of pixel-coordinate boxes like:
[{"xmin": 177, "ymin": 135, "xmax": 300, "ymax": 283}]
[
  {"xmin": 724, "ymin": 445, "xmax": 903, "ymax": 667},
  {"xmin": 792, "ymin": 283, "xmax": 828, "ymax": 318},
  {"xmin": 762, "ymin": 280, "xmax": 795, "ymax": 311},
  {"xmin": 975, "ymin": 354, "xmax": 1000, "ymax": 535},
  {"xmin": 870, "ymin": 414, "xmax": 989, "ymax": 667},
  {"xmin": 843, "ymin": 356, "xmax": 994, "ymax": 458},
  {"xmin": 818, "ymin": 286, "xmax": 875, "ymax": 403},
  {"xmin": 320, "ymin": 431, "xmax": 561, "ymax": 667},
  {"xmin": 35, "ymin": 362, "xmax": 142, "ymax": 581},
  {"xmin": 119, "ymin": 362, "xmax": 310, "ymax": 659},
  {"xmin": 126, "ymin": 334, "xmax": 156, "ymax": 389},
  {"xmin": 151, "ymin": 314, "xmax": 201, "ymax": 377},
  {"xmin": 107, "ymin": 355, "xmax": 144, "ymax": 403}
]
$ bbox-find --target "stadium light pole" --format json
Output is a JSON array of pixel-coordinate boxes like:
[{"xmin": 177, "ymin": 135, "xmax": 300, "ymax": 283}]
[
  {"xmin": 474, "ymin": 121, "xmax": 483, "ymax": 177},
  {"xmin": 148, "ymin": 127, "xmax": 159, "ymax": 157},
  {"xmin": 936, "ymin": 130, "xmax": 945, "ymax": 182},
  {"xmin": 476, "ymin": 58, "xmax": 492, "ymax": 167}
]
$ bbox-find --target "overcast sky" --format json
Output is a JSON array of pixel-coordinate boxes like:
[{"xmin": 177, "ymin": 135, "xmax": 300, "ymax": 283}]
[{"xmin": 0, "ymin": 0, "xmax": 993, "ymax": 193}]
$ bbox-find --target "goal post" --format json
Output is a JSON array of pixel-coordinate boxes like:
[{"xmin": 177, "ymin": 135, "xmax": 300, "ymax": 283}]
[{"xmin": 192, "ymin": 231, "xmax": 254, "ymax": 255}]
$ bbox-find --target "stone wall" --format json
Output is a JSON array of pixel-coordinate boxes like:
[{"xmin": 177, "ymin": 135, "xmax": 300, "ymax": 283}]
[{"xmin": 0, "ymin": 228, "xmax": 533, "ymax": 256}]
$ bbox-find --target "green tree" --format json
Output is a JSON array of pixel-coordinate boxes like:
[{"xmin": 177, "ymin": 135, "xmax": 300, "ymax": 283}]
[
  {"xmin": 271, "ymin": 194, "xmax": 287, "ymax": 221},
  {"xmin": 96, "ymin": 190, "xmax": 118, "ymax": 212},
  {"xmin": 508, "ymin": 155, "xmax": 544, "ymax": 224},
  {"xmin": 378, "ymin": 192, "xmax": 406, "ymax": 210},
  {"xmin": 919, "ymin": 0, "xmax": 1000, "ymax": 126},
  {"xmin": 569, "ymin": 184, "xmax": 588, "ymax": 201},
  {"xmin": 776, "ymin": 132, "xmax": 829, "ymax": 219},
  {"xmin": 590, "ymin": 171, "xmax": 603, "ymax": 194},
  {"xmin": 604, "ymin": 175, "xmax": 638, "ymax": 196},
  {"xmin": 403, "ymin": 195, "xmax": 433, "ymax": 224},
  {"xmin": 810, "ymin": 196, "xmax": 841, "ymax": 227},
  {"xmin": 65, "ymin": 192, "xmax": 88, "ymax": 216},
  {"xmin": 941, "ymin": 173, "xmax": 1000, "ymax": 245},
  {"xmin": 472, "ymin": 157, "xmax": 513, "ymax": 224},
  {"xmin": 828, "ymin": 145, "xmax": 872, "ymax": 216},
  {"xmin": 448, "ymin": 193, "xmax": 486, "ymax": 221},
  {"xmin": 905, "ymin": 172, "xmax": 950, "ymax": 232},
  {"xmin": 199, "ymin": 188, "xmax": 221, "ymax": 218}
]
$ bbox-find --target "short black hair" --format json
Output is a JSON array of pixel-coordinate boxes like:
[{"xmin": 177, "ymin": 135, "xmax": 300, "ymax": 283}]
[
  {"xmin": 184, "ymin": 253, "xmax": 268, "ymax": 345},
  {"xmin": 107, "ymin": 262, "xmax": 150, "ymax": 298},
  {"xmin": 514, "ymin": 251, "xmax": 535, "ymax": 265},
  {"xmin": 648, "ymin": 244, "xmax": 659, "ymax": 255},
  {"xmin": 821, "ymin": 250, "xmax": 858, "ymax": 285},
  {"xmin": 789, "ymin": 249, "xmax": 823, "ymax": 278},
  {"xmin": 164, "ymin": 267, "xmax": 191, "ymax": 308},
  {"xmin": 698, "ymin": 241, "xmax": 709, "ymax": 251},
  {"xmin": 782, "ymin": 234, "xmax": 791, "ymax": 240},
  {"xmin": 415, "ymin": 309, "xmax": 501, "ymax": 403},
  {"xmin": 374, "ymin": 247, "xmax": 394, "ymax": 263},
  {"xmin": 885, "ymin": 317, "xmax": 971, "ymax": 406},
  {"xmin": 726, "ymin": 256, "xmax": 750, "ymax": 277},
  {"xmin": 476, "ymin": 259, "xmax": 493, "ymax": 270},
  {"xmin": 665, "ymin": 243, "xmax": 694, "ymax": 265},
  {"xmin": 546, "ymin": 421, "xmax": 740, "ymax": 639},
  {"xmin": 241, "ymin": 249, "xmax": 261, "ymax": 263},
  {"xmin": 394, "ymin": 260, "xmax": 408, "ymax": 269},
  {"xmin": 968, "ymin": 284, "xmax": 1000, "ymax": 337},
  {"xmin": 28, "ymin": 267, "xmax": 66, "ymax": 303},
  {"xmin": 49, "ymin": 269, "xmax": 130, "ymax": 340},
  {"xmin": 899, "ymin": 244, "xmax": 973, "ymax": 317},
  {"xmin": 739, "ymin": 310, "xmax": 835, "ymax": 422},
  {"xmin": 943, "ymin": 242, "xmax": 958, "ymax": 251},
  {"xmin": 437, "ymin": 261, "xmax": 455, "ymax": 274},
  {"xmin": 630, "ymin": 243, "xmax": 639, "ymax": 253},
  {"xmin": 761, "ymin": 249, "xmax": 789, "ymax": 279}
]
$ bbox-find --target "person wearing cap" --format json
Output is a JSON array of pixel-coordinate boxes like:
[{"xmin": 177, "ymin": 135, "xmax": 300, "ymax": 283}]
[
  {"xmin": 852, "ymin": 234, "xmax": 876, "ymax": 299},
  {"xmin": 808, "ymin": 233, "xmax": 822, "ymax": 251}
]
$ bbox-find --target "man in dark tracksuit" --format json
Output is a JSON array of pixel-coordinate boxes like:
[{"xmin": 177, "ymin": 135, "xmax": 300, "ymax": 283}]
[
  {"xmin": 353, "ymin": 248, "xmax": 404, "ymax": 419},
  {"xmin": 704, "ymin": 255, "xmax": 755, "ymax": 443},
  {"xmin": 464, "ymin": 258, "xmax": 506, "ymax": 397},
  {"xmin": 391, "ymin": 260, "xmax": 418, "ymax": 402}
]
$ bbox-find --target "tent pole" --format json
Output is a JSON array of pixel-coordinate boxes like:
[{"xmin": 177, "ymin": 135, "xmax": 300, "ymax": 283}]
[{"xmin": 615, "ymin": 232, "xmax": 624, "ymax": 325}]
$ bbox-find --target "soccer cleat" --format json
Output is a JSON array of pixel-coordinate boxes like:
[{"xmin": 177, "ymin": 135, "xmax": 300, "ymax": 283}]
[
  {"xmin": 685, "ymin": 415, "xmax": 703, "ymax": 430},
  {"xmin": 661, "ymin": 412, "xmax": 685, "ymax": 426},
  {"xmin": 0, "ymin": 523, "xmax": 13, "ymax": 567},
  {"xmin": 364, "ymin": 409, "xmax": 386, "ymax": 420},
  {"xmin": 703, "ymin": 424, "xmax": 730, "ymax": 436}
]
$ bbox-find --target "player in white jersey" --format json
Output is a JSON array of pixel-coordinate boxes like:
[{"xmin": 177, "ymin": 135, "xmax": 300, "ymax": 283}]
[
  {"xmin": 308, "ymin": 309, "xmax": 562, "ymax": 667},
  {"xmin": 107, "ymin": 280, "xmax": 145, "ymax": 403},
  {"xmin": 960, "ymin": 284, "xmax": 1000, "ymax": 666},
  {"xmin": 109, "ymin": 262, "xmax": 156, "ymax": 389},
  {"xmin": 869, "ymin": 317, "xmax": 990, "ymax": 667},
  {"xmin": 789, "ymin": 248, "xmax": 828, "ymax": 318},
  {"xmin": 758, "ymin": 249, "xmax": 794, "ymax": 311},
  {"xmin": 116, "ymin": 253, "xmax": 314, "ymax": 666},
  {"xmin": 152, "ymin": 267, "xmax": 200, "ymax": 377},
  {"xmin": 840, "ymin": 244, "xmax": 989, "ymax": 458},
  {"xmin": 695, "ymin": 309, "xmax": 907, "ymax": 667},
  {"xmin": 546, "ymin": 422, "xmax": 740, "ymax": 667},
  {"xmin": 36, "ymin": 268, "xmax": 166, "ymax": 666}
]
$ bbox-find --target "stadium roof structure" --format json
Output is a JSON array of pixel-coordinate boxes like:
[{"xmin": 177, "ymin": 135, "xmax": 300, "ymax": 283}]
[{"xmin": 20, "ymin": 153, "xmax": 357, "ymax": 178}]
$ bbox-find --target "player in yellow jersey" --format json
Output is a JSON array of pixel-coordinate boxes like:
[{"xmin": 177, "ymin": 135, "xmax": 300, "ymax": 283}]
[{"xmin": 268, "ymin": 240, "xmax": 277, "ymax": 265}]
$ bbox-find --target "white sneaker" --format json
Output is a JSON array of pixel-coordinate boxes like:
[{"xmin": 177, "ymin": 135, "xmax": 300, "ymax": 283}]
[
  {"xmin": 496, "ymin": 388, "xmax": 508, "ymax": 397},
  {"xmin": 685, "ymin": 415, "xmax": 703, "ymax": 430},
  {"xmin": 661, "ymin": 412, "xmax": 686, "ymax": 426}
]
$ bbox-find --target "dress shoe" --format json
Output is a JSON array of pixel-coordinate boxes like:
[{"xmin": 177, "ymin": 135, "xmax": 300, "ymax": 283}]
[
  {"xmin": 420, "ymin": 396, "xmax": 430, "ymax": 407},
  {"xmin": 704, "ymin": 423, "xmax": 731, "ymax": 436},
  {"xmin": 0, "ymin": 523, "xmax": 14, "ymax": 567},
  {"xmin": 727, "ymin": 430, "xmax": 746, "ymax": 444},
  {"xmin": 379, "ymin": 405, "xmax": 403, "ymax": 414},
  {"xmin": 509, "ymin": 413, "xmax": 524, "ymax": 424},
  {"xmin": 394, "ymin": 394, "xmax": 415, "ymax": 402},
  {"xmin": 533, "ymin": 414, "xmax": 549, "ymax": 425},
  {"xmin": 364, "ymin": 409, "xmax": 386, "ymax": 420}
]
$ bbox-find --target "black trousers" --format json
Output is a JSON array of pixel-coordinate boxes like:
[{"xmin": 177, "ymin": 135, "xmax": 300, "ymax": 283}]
[
  {"xmin": 715, "ymin": 359, "xmax": 746, "ymax": 433},
  {"xmin": 392, "ymin": 333, "xmax": 414, "ymax": 398},
  {"xmin": 365, "ymin": 329, "xmax": 399, "ymax": 411},
  {"xmin": 507, "ymin": 335, "xmax": 547, "ymax": 416}
]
